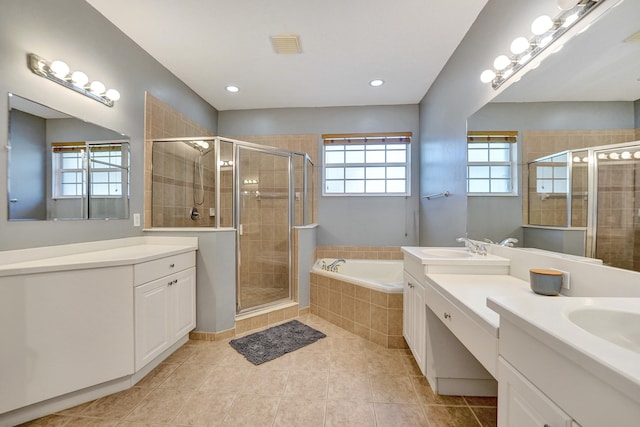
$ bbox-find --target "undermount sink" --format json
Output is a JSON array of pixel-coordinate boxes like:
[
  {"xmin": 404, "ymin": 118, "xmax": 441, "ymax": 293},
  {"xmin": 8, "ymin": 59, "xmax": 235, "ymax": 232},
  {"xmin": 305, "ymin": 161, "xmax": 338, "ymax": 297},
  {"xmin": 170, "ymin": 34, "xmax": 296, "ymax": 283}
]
[
  {"xmin": 420, "ymin": 248, "xmax": 473, "ymax": 258},
  {"xmin": 568, "ymin": 308, "xmax": 640, "ymax": 354}
]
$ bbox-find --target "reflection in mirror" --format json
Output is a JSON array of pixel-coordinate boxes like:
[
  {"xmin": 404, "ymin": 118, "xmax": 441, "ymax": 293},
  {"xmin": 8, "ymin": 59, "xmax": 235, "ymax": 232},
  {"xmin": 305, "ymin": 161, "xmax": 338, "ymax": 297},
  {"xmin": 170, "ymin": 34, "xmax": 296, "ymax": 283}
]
[
  {"xmin": 466, "ymin": 0, "xmax": 640, "ymax": 271},
  {"xmin": 8, "ymin": 94, "xmax": 130, "ymax": 220}
]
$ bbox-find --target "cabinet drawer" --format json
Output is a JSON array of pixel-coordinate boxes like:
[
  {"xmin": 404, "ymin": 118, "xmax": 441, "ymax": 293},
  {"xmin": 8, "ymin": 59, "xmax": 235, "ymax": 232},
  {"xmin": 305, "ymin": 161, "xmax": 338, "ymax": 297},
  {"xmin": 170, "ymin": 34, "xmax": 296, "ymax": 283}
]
[
  {"xmin": 424, "ymin": 279, "xmax": 497, "ymax": 376},
  {"xmin": 134, "ymin": 251, "xmax": 195, "ymax": 286}
]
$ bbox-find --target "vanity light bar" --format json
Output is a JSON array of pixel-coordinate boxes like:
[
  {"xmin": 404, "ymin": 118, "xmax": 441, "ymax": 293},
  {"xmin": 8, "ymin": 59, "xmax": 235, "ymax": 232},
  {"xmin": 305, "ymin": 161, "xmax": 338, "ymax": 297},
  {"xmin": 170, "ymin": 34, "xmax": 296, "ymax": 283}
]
[
  {"xmin": 27, "ymin": 53, "xmax": 120, "ymax": 107},
  {"xmin": 481, "ymin": 0, "xmax": 606, "ymax": 90}
]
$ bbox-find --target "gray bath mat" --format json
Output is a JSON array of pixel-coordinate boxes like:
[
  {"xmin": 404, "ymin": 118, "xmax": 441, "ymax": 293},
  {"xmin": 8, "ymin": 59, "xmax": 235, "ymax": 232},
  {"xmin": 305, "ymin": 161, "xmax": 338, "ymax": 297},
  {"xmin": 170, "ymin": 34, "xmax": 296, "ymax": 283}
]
[{"xmin": 229, "ymin": 320, "xmax": 326, "ymax": 365}]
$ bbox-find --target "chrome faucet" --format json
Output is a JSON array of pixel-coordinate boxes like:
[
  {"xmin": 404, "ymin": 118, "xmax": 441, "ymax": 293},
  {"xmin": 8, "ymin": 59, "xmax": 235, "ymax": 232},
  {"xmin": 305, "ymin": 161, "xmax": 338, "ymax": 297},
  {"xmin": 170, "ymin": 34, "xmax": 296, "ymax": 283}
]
[
  {"xmin": 499, "ymin": 237, "xmax": 519, "ymax": 247},
  {"xmin": 327, "ymin": 259, "xmax": 346, "ymax": 272},
  {"xmin": 456, "ymin": 237, "xmax": 487, "ymax": 255}
]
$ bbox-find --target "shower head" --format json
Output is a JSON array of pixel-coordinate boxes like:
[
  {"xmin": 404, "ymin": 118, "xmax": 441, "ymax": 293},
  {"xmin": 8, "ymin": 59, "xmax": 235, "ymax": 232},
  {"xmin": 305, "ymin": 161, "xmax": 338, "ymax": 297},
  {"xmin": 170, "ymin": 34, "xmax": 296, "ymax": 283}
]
[{"xmin": 184, "ymin": 140, "xmax": 212, "ymax": 154}]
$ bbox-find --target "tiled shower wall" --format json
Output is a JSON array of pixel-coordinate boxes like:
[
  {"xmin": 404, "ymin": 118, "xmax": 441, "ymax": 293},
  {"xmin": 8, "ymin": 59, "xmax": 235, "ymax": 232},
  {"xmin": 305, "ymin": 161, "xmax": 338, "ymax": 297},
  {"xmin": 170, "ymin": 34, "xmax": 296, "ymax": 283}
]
[
  {"xmin": 522, "ymin": 129, "xmax": 636, "ymax": 225},
  {"xmin": 144, "ymin": 93, "xmax": 215, "ymax": 227},
  {"xmin": 595, "ymin": 161, "xmax": 639, "ymax": 270}
]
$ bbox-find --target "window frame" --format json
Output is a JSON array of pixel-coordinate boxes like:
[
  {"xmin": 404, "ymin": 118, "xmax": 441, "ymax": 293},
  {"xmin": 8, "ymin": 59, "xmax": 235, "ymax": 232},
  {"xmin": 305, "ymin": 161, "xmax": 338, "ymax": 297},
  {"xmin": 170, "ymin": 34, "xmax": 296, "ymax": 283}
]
[
  {"xmin": 321, "ymin": 132, "xmax": 411, "ymax": 197},
  {"xmin": 466, "ymin": 131, "xmax": 518, "ymax": 197},
  {"xmin": 52, "ymin": 141, "xmax": 127, "ymax": 199}
]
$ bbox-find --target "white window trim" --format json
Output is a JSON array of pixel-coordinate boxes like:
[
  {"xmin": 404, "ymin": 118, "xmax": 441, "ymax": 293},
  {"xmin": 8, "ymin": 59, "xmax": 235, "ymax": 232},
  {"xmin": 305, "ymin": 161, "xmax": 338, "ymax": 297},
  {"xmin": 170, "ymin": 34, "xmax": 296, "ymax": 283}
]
[
  {"xmin": 321, "ymin": 133, "xmax": 412, "ymax": 197},
  {"xmin": 467, "ymin": 131, "xmax": 518, "ymax": 197}
]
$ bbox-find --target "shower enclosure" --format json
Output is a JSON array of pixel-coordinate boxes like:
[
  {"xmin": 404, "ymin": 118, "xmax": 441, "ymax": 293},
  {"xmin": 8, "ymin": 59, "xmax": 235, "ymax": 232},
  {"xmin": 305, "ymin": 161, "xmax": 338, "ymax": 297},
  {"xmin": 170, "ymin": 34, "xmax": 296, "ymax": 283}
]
[
  {"xmin": 528, "ymin": 141, "xmax": 640, "ymax": 271},
  {"xmin": 151, "ymin": 137, "xmax": 315, "ymax": 314}
]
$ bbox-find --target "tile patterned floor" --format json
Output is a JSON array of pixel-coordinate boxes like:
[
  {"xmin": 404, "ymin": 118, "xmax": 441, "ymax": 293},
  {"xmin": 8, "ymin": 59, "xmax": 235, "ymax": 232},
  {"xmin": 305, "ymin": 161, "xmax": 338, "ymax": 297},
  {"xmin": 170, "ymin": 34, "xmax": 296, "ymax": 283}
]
[{"xmin": 20, "ymin": 314, "xmax": 497, "ymax": 427}]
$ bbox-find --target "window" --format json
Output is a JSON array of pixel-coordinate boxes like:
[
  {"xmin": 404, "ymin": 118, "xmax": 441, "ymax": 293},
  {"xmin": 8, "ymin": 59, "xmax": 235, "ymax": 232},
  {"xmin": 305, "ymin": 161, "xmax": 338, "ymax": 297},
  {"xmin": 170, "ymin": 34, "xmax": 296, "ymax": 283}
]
[
  {"xmin": 534, "ymin": 152, "xmax": 568, "ymax": 194},
  {"xmin": 52, "ymin": 142, "xmax": 126, "ymax": 198},
  {"xmin": 467, "ymin": 131, "xmax": 517, "ymax": 195},
  {"xmin": 322, "ymin": 132, "xmax": 411, "ymax": 195}
]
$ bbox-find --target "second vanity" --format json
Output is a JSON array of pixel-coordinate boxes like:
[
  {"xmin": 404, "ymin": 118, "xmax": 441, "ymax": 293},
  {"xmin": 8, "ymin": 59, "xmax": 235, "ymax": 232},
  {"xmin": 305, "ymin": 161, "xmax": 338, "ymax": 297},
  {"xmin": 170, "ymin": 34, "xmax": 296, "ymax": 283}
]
[
  {"xmin": 0, "ymin": 236, "xmax": 198, "ymax": 427},
  {"xmin": 401, "ymin": 245, "xmax": 640, "ymax": 427}
]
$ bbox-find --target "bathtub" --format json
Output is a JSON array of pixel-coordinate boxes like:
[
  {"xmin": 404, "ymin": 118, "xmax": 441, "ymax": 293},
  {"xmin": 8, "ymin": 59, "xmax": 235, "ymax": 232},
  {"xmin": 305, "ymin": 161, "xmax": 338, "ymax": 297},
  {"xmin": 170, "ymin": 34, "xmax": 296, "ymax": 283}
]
[
  {"xmin": 311, "ymin": 258, "xmax": 403, "ymax": 293},
  {"xmin": 310, "ymin": 258, "xmax": 406, "ymax": 348}
]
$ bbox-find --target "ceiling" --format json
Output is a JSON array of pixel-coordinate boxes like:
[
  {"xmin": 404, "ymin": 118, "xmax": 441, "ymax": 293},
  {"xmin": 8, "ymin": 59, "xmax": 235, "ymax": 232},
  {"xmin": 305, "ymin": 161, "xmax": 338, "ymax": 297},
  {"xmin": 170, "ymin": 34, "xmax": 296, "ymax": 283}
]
[{"xmin": 86, "ymin": 0, "xmax": 488, "ymax": 111}]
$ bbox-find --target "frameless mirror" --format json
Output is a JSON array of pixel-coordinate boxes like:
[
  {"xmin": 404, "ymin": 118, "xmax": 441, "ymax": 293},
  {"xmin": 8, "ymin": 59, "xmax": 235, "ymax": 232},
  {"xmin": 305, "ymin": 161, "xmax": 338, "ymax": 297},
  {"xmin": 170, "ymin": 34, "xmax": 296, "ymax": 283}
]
[
  {"xmin": 466, "ymin": 0, "xmax": 640, "ymax": 270},
  {"xmin": 8, "ymin": 94, "xmax": 130, "ymax": 220}
]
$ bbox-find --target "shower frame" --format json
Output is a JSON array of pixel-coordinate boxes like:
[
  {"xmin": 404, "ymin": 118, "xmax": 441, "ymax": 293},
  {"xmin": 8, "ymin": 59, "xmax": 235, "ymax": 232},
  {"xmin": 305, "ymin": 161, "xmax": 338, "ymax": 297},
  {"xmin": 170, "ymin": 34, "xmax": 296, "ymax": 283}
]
[
  {"xmin": 150, "ymin": 136, "xmax": 315, "ymax": 314},
  {"xmin": 527, "ymin": 140, "xmax": 640, "ymax": 263}
]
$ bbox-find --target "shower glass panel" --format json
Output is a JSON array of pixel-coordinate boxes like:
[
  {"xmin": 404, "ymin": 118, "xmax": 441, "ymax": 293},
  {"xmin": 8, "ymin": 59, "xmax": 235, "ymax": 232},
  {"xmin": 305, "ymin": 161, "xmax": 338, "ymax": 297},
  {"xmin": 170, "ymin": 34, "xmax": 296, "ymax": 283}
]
[
  {"xmin": 151, "ymin": 138, "xmax": 216, "ymax": 227},
  {"xmin": 528, "ymin": 152, "xmax": 570, "ymax": 227},
  {"xmin": 570, "ymin": 150, "xmax": 589, "ymax": 227},
  {"xmin": 592, "ymin": 145, "xmax": 640, "ymax": 271},
  {"xmin": 236, "ymin": 146, "xmax": 291, "ymax": 313},
  {"xmin": 219, "ymin": 139, "xmax": 234, "ymax": 227}
]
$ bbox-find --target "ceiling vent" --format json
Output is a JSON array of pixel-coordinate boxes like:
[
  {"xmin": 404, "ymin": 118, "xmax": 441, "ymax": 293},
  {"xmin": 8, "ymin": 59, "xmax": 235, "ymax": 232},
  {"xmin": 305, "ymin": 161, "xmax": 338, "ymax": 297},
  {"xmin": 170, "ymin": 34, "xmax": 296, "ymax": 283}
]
[{"xmin": 270, "ymin": 34, "xmax": 302, "ymax": 54}]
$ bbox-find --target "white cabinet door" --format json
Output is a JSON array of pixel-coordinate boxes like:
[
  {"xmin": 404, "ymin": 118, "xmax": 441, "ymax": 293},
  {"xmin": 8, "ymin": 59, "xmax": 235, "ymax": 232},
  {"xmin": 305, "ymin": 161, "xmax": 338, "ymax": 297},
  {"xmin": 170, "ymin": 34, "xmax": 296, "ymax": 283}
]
[
  {"xmin": 412, "ymin": 279, "xmax": 426, "ymax": 371},
  {"xmin": 135, "ymin": 276, "xmax": 171, "ymax": 370},
  {"xmin": 498, "ymin": 358, "xmax": 574, "ymax": 427},
  {"xmin": 171, "ymin": 267, "xmax": 196, "ymax": 341},
  {"xmin": 135, "ymin": 266, "xmax": 196, "ymax": 371},
  {"xmin": 403, "ymin": 273, "xmax": 415, "ymax": 348},
  {"xmin": 403, "ymin": 272, "xmax": 426, "ymax": 374}
]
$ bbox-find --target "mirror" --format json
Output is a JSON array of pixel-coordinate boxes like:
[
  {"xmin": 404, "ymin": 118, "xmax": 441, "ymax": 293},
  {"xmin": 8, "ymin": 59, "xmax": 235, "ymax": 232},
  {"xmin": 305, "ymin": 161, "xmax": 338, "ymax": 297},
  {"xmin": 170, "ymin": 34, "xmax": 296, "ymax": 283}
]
[
  {"xmin": 466, "ymin": 0, "xmax": 640, "ymax": 270},
  {"xmin": 8, "ymin": 94, "xmax": 130, "ymax": 220}
]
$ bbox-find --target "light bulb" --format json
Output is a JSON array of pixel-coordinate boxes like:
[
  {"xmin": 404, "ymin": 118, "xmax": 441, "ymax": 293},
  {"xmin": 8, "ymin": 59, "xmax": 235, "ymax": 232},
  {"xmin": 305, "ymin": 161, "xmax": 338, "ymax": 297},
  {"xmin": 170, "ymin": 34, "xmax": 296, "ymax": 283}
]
[
  {"xmin": 621, "ymin": 151, "xmax": 631, "ymax": 159},
  {"xmin": 50, "ymin": 60, "xmax": 69, "ymax": 78},
  {"xmin": 562, "ymin": 13, "xmax": 579, "ymax": 28},
  {"xmin": 369, "ymin": 79, "xmax": 384, "ymax": 87},
  {"xmin": 493, "ymin": 55, "xmax": 511, "ymax": 71},
  {"xmin": 609, "ymin": 152, "xmax": 620, "ymax": 160},
  {"xmin": 558, "ymin": 0, "xmax": 578, "ymax": 11},
  {"xmin": 226, "ymin": 85, "xmax": 239, "ymax": 93},
  {"xmin": 531, "ymin": 15, "xmax": 554, "ymax": 35},
  {"xmin": 480, "ymin": 69, "xmax": 496, "ymax": 83},
  {"xmin": 70, "ymin": 71, "xmax": 88, "ymax": 86},
  {"xmin": 634, "ymin": 152, "xmax": 640, "ymax": 159},
  {"xmin": 582, "ymin": 157, "xmax": 589, "ymax": 163},
  {"xmin": 598, "ymin": 153, "xmax": 608, "ymax": 159},
  {"xmin": 89, "ymin": 81, "xmax": 105, "ymax": 94},
  {"xmin": 510, "ymin": 37, "xmax": 530, "ymax": 55},
  {"xmin": 573, "ymin": 156, "xmax": 581, "ymax": 163},
  {"xmin": 105, "ymin": 88, "xmax": 120, "ymax": 101}
]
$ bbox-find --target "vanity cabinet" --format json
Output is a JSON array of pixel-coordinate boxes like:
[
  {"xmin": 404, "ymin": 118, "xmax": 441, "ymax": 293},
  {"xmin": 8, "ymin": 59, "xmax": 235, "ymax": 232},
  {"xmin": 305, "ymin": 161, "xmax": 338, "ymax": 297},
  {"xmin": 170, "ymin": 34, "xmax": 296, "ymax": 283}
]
[
  {"xmin": 134, "ymin": 252, "xmax": 196, "ymax": 371},
  {"xmin": 0, "ymin": 267, "xmax": 134, "ymax": 414},
  {"xmin": 403, "ymin": 271, "xmax": 426, "ymax": 374},
  {"xmin": 498, "ymin": 357, "xmax": 575, "ymax": 427}
]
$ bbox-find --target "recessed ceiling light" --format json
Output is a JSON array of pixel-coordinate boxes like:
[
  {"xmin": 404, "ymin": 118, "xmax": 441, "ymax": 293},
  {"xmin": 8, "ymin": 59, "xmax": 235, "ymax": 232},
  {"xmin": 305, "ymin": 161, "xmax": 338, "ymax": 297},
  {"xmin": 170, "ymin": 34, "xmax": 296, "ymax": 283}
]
[
  {"xmin": 226, "ymin": 85, "xmax": 239, "ymax": 93},
  {"xmin": 369, "ymin": 79, "xmax": 384, "ymax": 87}
]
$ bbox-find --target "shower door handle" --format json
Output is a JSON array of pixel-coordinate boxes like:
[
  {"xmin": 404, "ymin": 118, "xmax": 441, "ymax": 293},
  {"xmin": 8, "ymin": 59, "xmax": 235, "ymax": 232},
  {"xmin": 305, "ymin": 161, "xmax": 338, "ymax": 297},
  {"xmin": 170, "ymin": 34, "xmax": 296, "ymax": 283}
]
[{"xmin": 239, "ymin": 224, "xmax": 243, "ymax": 235}]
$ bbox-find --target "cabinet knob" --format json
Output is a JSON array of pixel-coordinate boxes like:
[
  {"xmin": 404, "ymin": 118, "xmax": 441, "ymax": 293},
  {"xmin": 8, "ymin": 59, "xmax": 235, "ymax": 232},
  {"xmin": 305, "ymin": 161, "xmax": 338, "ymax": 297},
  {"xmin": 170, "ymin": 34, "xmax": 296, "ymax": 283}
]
[
  {"xmin": 168, "ymin": 279, "xmax": 178, "ymax": 286},
  {"xmin": 169, "ymin": 263, "xmax": 175, "ymax": 268},
  {"xmin": 444, "ymin": 312, "xmax": 451, "ymax": 320}
]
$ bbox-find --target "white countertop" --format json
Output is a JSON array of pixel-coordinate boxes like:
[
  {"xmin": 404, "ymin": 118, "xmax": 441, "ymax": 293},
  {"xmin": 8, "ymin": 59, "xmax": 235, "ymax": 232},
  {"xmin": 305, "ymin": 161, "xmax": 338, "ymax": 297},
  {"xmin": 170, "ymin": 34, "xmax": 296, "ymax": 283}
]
[
  {"xmin": 426, "ymin": 274, "xmax": 541, "ymax": 337},
  {"xmin": 401, "ymin": 246, "xmax": 510, "ymax": 266},
  {"xmin": 488, "ymin": 296, "xmax": 640, "ymax": 402},
  {"xmin": 0, "ymin": 237, "xmax": 198, "ymax": 277}
]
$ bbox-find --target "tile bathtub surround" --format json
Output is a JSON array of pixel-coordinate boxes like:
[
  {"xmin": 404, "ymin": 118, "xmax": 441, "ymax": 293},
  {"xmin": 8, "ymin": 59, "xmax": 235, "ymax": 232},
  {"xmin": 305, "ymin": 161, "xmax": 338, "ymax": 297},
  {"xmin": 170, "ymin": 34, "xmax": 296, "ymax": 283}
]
[
  {"xmin": 316, "ymin": 245, "xmax": 404, "ymax": 260},
  {"xmin": 21, "ymin": 314, "xmax": 496, "ymax": 427},
  {"xmin": 310, "ymin": 273, "xmax": 406, "ymax": 349}
]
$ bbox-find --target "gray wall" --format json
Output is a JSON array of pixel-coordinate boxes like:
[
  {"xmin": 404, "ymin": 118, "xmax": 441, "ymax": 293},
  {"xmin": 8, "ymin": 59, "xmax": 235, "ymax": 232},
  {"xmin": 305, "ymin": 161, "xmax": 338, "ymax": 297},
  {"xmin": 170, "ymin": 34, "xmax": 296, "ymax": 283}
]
[
  {"xmin": 8, "ymin": 110, "xmax": 47, "ymax": 220},
  {"xmin": 219, "ymin": 105, "xmax": 420, "ymax": 246},
  {"xmin": 466, "ymin": 101, "xmax": 637, "ymax": 244},
  {"xmin": 0, "ymin": 0, "xmax": 218, "ymax": 250}
]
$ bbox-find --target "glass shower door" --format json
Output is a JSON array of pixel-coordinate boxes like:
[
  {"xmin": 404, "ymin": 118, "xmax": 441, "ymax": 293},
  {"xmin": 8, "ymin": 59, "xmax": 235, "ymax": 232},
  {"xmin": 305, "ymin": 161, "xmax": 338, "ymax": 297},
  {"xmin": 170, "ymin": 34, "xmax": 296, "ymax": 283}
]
[
  {"xmin": 590, "ymin": 146, "xmax": 640, "ymax": 271},
  {"xmin": 236, "ymin": 146, "xmax": 292, "ymax": 313}
]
